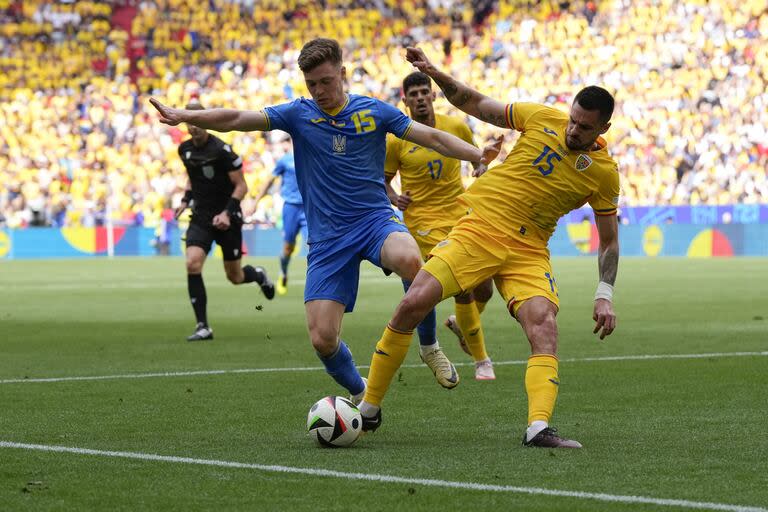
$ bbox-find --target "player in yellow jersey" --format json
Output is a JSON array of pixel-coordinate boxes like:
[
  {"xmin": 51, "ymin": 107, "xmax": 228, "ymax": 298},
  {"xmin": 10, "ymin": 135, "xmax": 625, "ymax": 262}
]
[
  {"xmin": 385, "ymin": 72, "xmax": 496, "ymax": 381},
  {"xmin": 359, "ymin": 48, "xmax": 620, "ymax": 449}
]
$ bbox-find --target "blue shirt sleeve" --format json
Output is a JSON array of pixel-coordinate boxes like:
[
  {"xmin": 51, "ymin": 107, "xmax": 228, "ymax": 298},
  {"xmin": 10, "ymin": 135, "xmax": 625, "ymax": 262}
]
[
  {"xmin": 272, "ymin": 157, "xmax": 285, "ymax": 177},
  {"xmin": 263, "ymin": 101, "xmax": 299, "ymax": 135},
  {"xmin": 375, "ymin": 100, "xmax": 413, "ymax": 138}
]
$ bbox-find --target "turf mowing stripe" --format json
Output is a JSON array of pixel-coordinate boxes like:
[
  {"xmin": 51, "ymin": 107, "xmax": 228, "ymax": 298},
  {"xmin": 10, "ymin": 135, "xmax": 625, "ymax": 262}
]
[
  {"xmin": 0, "ymin": 441, "xmax": 764, "ymax": 512},
  {"xmin": 1, "ymin": 351, "xmax": 766, "ymax": 385}
]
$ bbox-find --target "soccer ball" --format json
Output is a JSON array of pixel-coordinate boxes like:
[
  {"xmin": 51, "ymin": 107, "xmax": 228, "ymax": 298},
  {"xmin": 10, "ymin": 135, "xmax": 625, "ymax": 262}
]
[{"xmin": 306, "ymin": 396, "xmax": 362, "ymax": 447}]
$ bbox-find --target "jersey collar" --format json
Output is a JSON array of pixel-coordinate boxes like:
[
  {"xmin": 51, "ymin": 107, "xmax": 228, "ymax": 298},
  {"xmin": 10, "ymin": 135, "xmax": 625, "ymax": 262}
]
[{"xmin": 321, "ymin": 94, "xmax": 349, "ymax": 117}]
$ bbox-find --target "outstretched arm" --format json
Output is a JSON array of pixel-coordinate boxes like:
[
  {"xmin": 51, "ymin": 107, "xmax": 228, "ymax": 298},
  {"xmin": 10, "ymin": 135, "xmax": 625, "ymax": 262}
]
[
  {"xmin": 406, "ymin": 47, "xmax": 510, "ymax": 129},
  {"xmin": 149, "ymin": 98, "xmax": 269, "ymax": 132},
  {"xmin": 253, "ymin": 176, "xmax": 277, "ymax": 205},
  {"xmin": 403, "ymin": 122, "xmax": 501, "ymax": 166},
  {"xmin": 593, "ymin": 214, "xmax": 619, "ymax": 339}
]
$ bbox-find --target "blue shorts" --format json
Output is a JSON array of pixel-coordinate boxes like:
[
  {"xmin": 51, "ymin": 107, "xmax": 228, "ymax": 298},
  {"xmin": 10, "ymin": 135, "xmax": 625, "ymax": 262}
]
[
  {"xmin": 305, "ymin": 212, "xmax": 408, "ymax": 312},
  {"xmin": 282, "ymin": 202, "xmax": 307, "ymax": 244}
]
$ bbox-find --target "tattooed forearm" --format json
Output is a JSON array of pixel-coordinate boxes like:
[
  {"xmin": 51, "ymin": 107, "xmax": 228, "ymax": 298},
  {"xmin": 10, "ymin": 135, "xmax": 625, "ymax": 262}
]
[
  {"xmin": 430, "ymin": 69, "xmax": 507, "ymax": 128},
  {"xmin": 436, "ymin": 77, "xmax": 457, "ymax": 97},
  {"xmin": 479, "ymin": 111, "xmax": 507, "ymax": 126},
  {"xmin": 434, "ymin": 75, "xmax": 473, "ymax": 107},
  {"xmin": 598, "ymin": 245, "xmax": 619, "ymax": 285}
]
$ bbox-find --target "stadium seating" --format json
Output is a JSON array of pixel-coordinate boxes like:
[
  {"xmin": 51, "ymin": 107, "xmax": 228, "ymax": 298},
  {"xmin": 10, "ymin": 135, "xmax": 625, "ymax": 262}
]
[{"xmin": 0, "ymin": 0, "xmax": 765, "ymax": 228}]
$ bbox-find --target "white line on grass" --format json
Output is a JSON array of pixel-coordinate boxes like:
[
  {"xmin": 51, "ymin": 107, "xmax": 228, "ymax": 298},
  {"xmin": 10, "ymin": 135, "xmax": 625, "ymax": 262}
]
[
  {"xmin": 0, "ymin": 441, "xmax": 764, "ymax": 512},
  {"xmin": 5, "ymin": 274, "xmax": 397, "ymax": 291},
  {"xmin": 1, "ymin": 351, "xmax": 766, "ymax": 385}
]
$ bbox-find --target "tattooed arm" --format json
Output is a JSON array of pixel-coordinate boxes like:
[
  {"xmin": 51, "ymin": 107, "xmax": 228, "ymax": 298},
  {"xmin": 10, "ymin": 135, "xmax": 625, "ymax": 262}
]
[
  {"xmin": 593, "ymin": 214, "xmax": 619, "ymax": 339},
  {"xmin": 405, "ymin": 47, "xmax": 510, "ymax": 129}
]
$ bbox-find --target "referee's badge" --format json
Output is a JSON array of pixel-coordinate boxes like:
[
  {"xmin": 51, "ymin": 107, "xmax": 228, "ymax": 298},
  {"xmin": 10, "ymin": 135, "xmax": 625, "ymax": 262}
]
[
  {"xmin": 575, "ymin": 154, "xmax": 593, "ymax": 171},
  {"xmin": 202, "ymin": 165, "xmax": 215, "ymax": 179}
]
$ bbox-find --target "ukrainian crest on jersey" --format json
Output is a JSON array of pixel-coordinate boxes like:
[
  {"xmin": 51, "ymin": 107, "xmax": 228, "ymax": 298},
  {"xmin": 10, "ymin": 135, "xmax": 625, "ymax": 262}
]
[
  {"xmin": 332, "ymin": 134, "xmax": 346, "ymax": 154},
  {"xmin": 575, "ymin": 154, "xmax": 593, "ymax": 171},
  {"xmin": 202, "ymin": 165, "xmax": 215, "ymax": 179}
]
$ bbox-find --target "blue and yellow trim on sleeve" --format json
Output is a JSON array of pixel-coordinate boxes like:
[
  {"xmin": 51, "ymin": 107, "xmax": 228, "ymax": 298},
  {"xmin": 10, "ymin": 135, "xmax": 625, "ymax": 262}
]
[
  {"xmin": 262, "ymin": 109, "xmax": 271, "ymax": 130},
  {"xmin": 401, "ymin": 119, "xmax": 414, "ymax": 139},
  {"xmin": 505, "ymin": 103, "xmax": 515, "ymax": 130},
  {"xmin": 593, "ymin": 207, "xmax": 618, "ymax": 216}
]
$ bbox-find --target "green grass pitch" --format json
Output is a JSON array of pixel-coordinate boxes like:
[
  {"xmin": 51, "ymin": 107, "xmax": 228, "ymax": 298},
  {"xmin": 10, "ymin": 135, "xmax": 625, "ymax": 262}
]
[{"xmin": 0, "ymin": 257, "xmax": 766, "ymax": 511}]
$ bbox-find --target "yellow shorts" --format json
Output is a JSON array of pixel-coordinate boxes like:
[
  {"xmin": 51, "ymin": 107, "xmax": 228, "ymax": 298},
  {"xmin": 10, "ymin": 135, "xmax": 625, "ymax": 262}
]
[
  {"xmin": 411, "ymin": 226, "xmax": 452, "ymax": 261},
  {"xmin": 423, "ymin": 212, "xmax": 559, "ymax": 314}
]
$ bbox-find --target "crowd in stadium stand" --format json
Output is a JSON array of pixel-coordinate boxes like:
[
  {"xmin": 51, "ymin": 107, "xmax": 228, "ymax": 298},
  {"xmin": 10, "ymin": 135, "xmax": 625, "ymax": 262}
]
[{"xmin": 0, "ymin": 0, "xmax": 766, "ymax": 229}]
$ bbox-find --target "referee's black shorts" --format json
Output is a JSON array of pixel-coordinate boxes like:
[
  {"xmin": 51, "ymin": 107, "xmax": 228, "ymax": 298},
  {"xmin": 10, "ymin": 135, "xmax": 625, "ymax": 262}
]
[{"xmin": 185, "ymin": 220, "xmax": 243, "ymax": 261}]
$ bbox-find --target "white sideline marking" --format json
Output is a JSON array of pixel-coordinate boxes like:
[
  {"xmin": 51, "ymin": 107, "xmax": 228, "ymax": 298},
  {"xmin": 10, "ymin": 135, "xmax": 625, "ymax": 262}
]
[
  {"xmin": 4, "ymin": 274, "xmax": 396, "ymax": 291},
  {"xmin": 1, "ymin": 351, "xmax": 766, "ymax": 385},
  {"xmin": 0, "ymin": 441, "xmax": 764, "ymax": 512}
]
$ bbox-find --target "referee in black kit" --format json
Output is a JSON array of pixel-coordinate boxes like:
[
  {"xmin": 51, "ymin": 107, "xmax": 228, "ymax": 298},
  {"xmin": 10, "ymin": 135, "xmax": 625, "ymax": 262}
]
[{"xmin": 176, "ymin": 102, "xmax": 274, "ymax": 342}]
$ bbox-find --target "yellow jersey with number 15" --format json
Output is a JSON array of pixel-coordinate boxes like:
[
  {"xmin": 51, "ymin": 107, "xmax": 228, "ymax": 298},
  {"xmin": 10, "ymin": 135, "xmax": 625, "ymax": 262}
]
[
  {"xmin": 385, "ymin": 113, "xmax": 474, "ymax": 233},
  {"xmin": 459, "ymin": 102, "xmax": 620, "ymax": 246}
]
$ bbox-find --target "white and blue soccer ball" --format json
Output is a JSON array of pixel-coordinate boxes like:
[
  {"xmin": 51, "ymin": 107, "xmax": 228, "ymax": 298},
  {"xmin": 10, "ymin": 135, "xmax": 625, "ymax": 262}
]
[{"xmin": 307, "ymin": 396, "xmax": 362, "ymax": 447}]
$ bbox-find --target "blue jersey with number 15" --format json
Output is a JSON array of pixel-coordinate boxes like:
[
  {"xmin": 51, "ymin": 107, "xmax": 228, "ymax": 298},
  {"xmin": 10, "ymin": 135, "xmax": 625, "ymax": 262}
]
[{"xmin": 264, "ymin": 94, "xmax": 413, "ymax": 243}]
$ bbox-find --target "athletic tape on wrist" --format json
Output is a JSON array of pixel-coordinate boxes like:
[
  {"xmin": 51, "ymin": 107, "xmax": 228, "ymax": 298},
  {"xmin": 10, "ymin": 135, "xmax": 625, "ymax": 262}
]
[{"xmin": 594, "ymin": 281, "xmax": 614, "ymax": 302}]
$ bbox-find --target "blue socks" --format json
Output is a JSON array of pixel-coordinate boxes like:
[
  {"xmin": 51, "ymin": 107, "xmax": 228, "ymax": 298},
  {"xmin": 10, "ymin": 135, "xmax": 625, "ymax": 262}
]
[
  {"xmin": 279, "ymin": 254, "xmax": 290, "ymax": 275},
  {"xmin": 319, "ymin": 341, "xmax": 365, "ymax": 395},
  {"xmin": 402, "ymin": 280, "xmax": 437, "ymax": 346}
]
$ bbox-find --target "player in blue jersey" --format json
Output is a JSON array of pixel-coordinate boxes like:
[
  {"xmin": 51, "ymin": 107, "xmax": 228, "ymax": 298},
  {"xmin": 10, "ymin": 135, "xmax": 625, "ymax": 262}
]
[
  {"xmin": 253, "ymin": 135, "xmax": 306, "ymax": 295},
  {"xmin": 150, "ymin": 38, "xmax": 499, "ymax": 403}
]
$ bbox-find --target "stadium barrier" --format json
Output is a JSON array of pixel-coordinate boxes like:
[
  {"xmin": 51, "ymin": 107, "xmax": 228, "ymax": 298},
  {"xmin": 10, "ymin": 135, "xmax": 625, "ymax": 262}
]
[{"xmin": 1, "ymin": 223, "xmax": 766, "ymax": 259}]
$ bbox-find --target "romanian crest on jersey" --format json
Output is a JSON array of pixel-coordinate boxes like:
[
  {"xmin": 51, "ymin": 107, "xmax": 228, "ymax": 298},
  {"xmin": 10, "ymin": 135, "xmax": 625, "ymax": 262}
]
[
  {"xmin": 332, "ymin": 134, "xmax": 347, "ymax": 154},
  {"xmin": 202, "ymin": 165, "xmax": 215, "ymax": 179},
  {"xmin": 575, "ymin": 154, "xmax": 593, "ymax": 171}
]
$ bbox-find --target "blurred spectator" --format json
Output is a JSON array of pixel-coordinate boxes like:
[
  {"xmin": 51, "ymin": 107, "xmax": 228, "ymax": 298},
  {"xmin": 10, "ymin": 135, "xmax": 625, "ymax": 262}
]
[{"xmin": 0, "ymin": 0, "xmax": 766, "ymax": 230}]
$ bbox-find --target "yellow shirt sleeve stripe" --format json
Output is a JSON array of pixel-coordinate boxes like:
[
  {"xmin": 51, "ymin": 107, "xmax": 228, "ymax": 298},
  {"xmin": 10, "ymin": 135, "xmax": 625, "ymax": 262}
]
[
  {"xmin": 594, "ymin": 209, "xmax": 617, "ymax": 216},
  {"xmin": 262, "ymin": 110, "xmax": 271, "ymax": 130}
]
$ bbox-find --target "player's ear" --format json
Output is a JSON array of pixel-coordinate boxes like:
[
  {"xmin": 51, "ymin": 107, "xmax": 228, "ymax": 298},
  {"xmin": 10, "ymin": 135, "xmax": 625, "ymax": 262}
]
[
  {"xmin": 340, "ymin": 65, "xmax": 347, "ymax": 80},
  {"xmin": 431, "ymin": 91, "xmax": 437, "ymax": 101},
  {"xmin": 600, "ymin": 122, "xmax": 611, "ymax": 134}
]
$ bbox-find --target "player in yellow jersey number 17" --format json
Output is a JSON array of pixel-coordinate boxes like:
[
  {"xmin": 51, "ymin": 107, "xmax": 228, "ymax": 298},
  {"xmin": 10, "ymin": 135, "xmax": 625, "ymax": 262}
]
[
  {"xmin": 384, "ymin": 71, "xmax": 499, "ymax": 382},
  {"xmin": 359, "ymin": 47, "xmax": 621, "ymax": 449}
]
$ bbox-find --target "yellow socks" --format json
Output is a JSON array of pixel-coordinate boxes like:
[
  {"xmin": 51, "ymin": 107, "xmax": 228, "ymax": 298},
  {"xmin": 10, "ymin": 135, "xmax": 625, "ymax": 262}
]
[
  {"xmin": 454, "ymin": 302, "xmax": 488, "ymax": 362},
  {"xmin": 525, "ymin": 354, "xmax": 559, "ymax": 424},
  {"xmin": 363, "ymin": 325, "xmax": 413, "ymax": 406}
]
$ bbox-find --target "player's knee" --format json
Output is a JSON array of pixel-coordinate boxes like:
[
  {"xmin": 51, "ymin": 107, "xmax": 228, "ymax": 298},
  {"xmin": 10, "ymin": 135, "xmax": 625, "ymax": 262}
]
[
  {"xmin": 309, "ymin": 326, "xmax": 338, "ymax": 355},
  {"xmin": 398, "ymin": 252, "xmax": 422, "ymax": 281},
  {"xmin": 186, "ymin": 259, "xmax": 203, "ymax": 274},
  {"xmin": 525, "ymin": 311, "xmax": 558, "ymax": 353}
]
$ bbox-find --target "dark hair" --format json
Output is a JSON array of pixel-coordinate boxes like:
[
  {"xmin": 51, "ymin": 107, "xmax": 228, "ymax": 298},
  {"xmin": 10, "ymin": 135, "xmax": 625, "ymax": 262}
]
[
  {"xmin": 186, "ymin": 102, "xmax": 205, "ymax": 111},
  {"xmin": 298, "ymin": 38, "xmax": 342, "ymax": 72},
  {"xmin": 402, "ymin": 72, "xmax": 432, "ymax": 94},
  {"xmin": 573, "ymin": 86, "xmax": 614, "ymax": 123}
]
